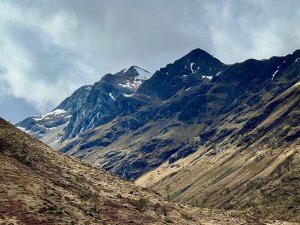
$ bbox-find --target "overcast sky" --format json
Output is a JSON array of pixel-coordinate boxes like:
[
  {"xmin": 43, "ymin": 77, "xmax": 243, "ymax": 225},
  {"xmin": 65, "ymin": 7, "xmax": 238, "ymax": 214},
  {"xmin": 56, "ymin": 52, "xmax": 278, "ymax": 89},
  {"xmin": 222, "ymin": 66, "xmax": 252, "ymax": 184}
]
[{"xmin": 0, "ymin": 0, "xmax": 300, "ymax": 123}]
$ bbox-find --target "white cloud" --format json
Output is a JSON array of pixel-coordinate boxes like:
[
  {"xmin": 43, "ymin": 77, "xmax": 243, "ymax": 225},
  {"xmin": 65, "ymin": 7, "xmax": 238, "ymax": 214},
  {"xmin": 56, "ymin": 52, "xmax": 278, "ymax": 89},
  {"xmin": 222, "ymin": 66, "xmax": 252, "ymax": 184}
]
[{"xmin": 0, "ymin": 1, "xmax": 97, "ymax": 112}]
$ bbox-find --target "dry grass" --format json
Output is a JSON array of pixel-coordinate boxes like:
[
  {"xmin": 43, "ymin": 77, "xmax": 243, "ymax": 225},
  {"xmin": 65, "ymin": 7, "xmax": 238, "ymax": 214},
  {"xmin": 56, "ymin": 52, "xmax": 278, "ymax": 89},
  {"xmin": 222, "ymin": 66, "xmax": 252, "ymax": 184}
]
[
  {"xmin": 0, "ymin": 117, "xmax": 268, "ymax": 225},
  {"xmin": 137, "ymin": 83, "xmax": 300, "ymax": 223}
]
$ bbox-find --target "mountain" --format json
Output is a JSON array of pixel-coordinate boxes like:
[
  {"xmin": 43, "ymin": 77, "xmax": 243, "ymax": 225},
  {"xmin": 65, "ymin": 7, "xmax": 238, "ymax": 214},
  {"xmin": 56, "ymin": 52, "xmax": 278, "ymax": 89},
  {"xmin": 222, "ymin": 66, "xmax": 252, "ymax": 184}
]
[
  {"xmin": 1, "ymin": 117, "xmax": 271, "ymax": 225},
  {"xmin": 17, "ymin": 49, "xmax": 228, "ymax": 180},
  {"xmin": 138, "ymin": 48, "xmax": 225, "ymax": 100},
  {"xmin": 17, "ymin": 65, "xmax": 152, "ymax": 147},
  {"xmin": 16, "ymin": 49, "xmax": 300, "ymax": 221}
]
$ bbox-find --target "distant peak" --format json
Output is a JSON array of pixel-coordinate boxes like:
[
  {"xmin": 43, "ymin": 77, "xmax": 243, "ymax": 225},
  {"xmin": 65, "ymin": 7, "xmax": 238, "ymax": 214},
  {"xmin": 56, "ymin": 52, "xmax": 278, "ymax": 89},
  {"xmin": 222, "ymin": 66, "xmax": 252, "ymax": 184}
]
[
  {"xmin": 123, "ymin": 65, "xmax": 151, "ymax": 75},
  {"xmin": 122, "ymin": 66, "xmax": 134, "ymax": 73},
  {"xmin": 177, "ymin": 48, "xmax": 225, "ymax": 67},
  {"xmin": 184, "ymin": 48, "xmax": 216, "ymax": 60},
  {"xmin": 101, "ymin": 65, "xmax": 153, "ymax": 91},
  {"xmin": 189, "ymin": 48, "xmax": 210, "ymax": 55},
  {"xmin": 133, "ymin": 65, "xmax": 151, "ymax": 74}
]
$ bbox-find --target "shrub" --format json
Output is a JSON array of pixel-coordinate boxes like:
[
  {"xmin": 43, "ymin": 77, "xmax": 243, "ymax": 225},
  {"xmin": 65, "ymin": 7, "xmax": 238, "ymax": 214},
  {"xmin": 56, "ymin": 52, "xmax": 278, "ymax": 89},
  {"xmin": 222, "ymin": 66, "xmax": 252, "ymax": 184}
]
[{"xmin": 134, "ymin": 197, "xmax": 147, "ymax": 211}]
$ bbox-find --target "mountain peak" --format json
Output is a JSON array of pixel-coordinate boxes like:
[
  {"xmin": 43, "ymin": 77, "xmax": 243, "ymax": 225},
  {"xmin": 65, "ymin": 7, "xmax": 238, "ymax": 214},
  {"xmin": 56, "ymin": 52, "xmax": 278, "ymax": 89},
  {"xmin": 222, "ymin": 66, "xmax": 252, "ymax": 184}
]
[
  {"xmin": 187, "ymin": 48, "xmax": 212, "ymax": 56},
  {"xmin": 122, "ymin": 65, "xmax": 136, "ymax": 73},
  {"xmin": 115, "ymin": 66, "xmax": 152, "ymax": 91},
  {"xmin": 180, "ymin": 48, "xmax": 223, "ymax": 65},
  {"xmin": 122, "ymin": 65, "xmax": 151, "ymax": 78},
  {"xmin": 138, "ymin": 48, "xmax": 226, "ymax": 100}
]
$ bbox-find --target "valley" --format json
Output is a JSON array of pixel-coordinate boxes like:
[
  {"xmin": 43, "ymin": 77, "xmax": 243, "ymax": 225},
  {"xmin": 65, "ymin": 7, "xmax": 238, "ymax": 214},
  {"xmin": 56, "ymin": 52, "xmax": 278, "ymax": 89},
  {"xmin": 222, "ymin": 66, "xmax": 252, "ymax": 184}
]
[
  {"xmin": 1, "ymin": 117, "xmax": 281, "ymax": 224},
  {"xmin": 15, "ymin": 49, "xmax": 300, "ymax": 224}
]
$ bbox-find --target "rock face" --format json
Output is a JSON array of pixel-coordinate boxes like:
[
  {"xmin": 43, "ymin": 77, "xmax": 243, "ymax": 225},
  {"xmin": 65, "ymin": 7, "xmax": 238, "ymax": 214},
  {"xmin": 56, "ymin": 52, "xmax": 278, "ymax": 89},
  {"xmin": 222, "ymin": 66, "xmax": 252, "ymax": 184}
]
[{"xmin": 17, "ymin": 65, "xmax": 152, "ymax": 145}]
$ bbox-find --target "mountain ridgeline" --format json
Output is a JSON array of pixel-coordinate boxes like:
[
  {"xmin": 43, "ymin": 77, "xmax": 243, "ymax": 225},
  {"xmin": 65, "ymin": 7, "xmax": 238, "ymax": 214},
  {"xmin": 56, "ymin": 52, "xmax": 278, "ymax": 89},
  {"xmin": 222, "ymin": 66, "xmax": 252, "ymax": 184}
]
[{"xmin": 17, "ymin": 49, "xmax": 300, "ymax": 221}]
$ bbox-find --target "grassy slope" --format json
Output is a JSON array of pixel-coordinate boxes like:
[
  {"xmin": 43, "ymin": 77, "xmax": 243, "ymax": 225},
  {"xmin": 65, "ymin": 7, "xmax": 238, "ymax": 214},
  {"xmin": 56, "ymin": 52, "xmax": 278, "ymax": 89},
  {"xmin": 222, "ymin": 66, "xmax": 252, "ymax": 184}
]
[
  {"xmin": 0, "ymin": 117, "xmax": 269, "ymax": 225},
  {"xmin": 137, "ymin": 83, "xmax": 300, "ymax": 222}
]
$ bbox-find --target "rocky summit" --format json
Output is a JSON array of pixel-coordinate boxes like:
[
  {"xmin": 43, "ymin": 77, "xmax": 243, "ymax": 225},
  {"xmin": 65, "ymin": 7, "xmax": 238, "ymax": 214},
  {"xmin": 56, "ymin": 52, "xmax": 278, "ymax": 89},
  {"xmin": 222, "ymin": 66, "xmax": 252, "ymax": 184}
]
[
  {"xmin": 16, "ymin": 48, "xmax": 300, "ymax": 223},
  {"xmin": 17, "ymin": 65, "xmax": 152, "ymax": 147}
]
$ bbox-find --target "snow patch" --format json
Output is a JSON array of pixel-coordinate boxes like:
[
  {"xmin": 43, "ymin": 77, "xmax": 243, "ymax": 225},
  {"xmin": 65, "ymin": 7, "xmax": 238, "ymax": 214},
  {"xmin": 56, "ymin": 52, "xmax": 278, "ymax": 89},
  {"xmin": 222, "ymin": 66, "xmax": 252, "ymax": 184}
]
[
  {"xmin": 118, "ymin": 66, "xmax": 152, "ymax": 90},
  {"xmin": 33, "ymin": 109, "xmax": 68, "ymax": 121},
  {"xmin": 272, "ymin": 70, "xmax": 279, "ymax": 80},
  {"xmin": 84, "ymin": 85, "xmax": 92, "ymax": 91},
  {"xmin": 295, "ymin": 58, "xmax": 299, "ymax": 63},
  {"xmin": 202, "ymin": 75, "xmax": 213, "ymax": 80},
  {"xmin": 123, "ymin": 93, "xmax": 133, "ymax": 97},
  {"xmin": 185, "ymin": 87, "xmax": 191, "ymax": 91},
  {"xmin": 48, "ymin": 124, "xmax": 65, "ymax": 130},
  {"xmin": 17, "ymin": 126, "xmax": 28, "ymax": 132},
  {"xmin": 216, "ymin": 71, "xmax": 222, "ymax": 76},
  {"xmin": 182, "ymin": 75, "xmax": 187, "ymax": 77},
  {"xmin": 109, "ymin": 93, "xmax": 115, "ymax": 101},
  {"xmin": 190, "ymin": 62, "xmax": 195, "ymax": 73},
  {"xmin": 118, "ymin": 78, "xmax": 142, "ymax": 89},
  {"xmin": 133, "ymin": 79, "xmax": 143, "ymax": 86},
  {"xmin": 119, "ymin": 82, "xmax": 131, "ymax": 88},
  {"xmin": 52, "ymin": 137, "xmax": 62, "ymax": 144}
]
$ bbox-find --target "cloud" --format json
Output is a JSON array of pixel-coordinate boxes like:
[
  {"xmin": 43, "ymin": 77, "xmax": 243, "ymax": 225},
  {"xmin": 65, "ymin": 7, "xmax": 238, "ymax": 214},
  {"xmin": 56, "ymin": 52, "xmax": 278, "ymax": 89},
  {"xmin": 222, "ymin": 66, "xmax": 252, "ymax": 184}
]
[
  {"xmin": 205, "ymin": 0, "xmax": 300, "ymax": 62},
  {"xmin": 0, "ymin": 1, "xmax": 97, "ymax": 113},
  {"xmin": 0, "ymin": 0, "xmax": 299, "ymax": 122}
]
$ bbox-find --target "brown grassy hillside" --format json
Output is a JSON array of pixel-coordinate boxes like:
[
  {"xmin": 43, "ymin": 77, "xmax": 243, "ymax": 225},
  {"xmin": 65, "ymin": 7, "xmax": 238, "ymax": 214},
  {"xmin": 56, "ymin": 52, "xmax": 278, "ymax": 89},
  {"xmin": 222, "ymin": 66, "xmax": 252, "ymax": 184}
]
[
  {"xmin": 0, "ymin": 117, "xmax": 271, "ymax": 225},
  {"xmin": 137, "ymin": 82, "xmax": 300, "ymax": 223}
]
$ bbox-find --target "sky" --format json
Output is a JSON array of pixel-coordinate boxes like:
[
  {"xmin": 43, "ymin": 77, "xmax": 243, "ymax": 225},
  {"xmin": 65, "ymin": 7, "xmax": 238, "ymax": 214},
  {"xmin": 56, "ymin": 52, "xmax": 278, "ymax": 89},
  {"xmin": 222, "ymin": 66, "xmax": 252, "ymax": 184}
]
[{"xmin": 0, "ymin": 0, "xmax": 300, "ymax": 123}]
